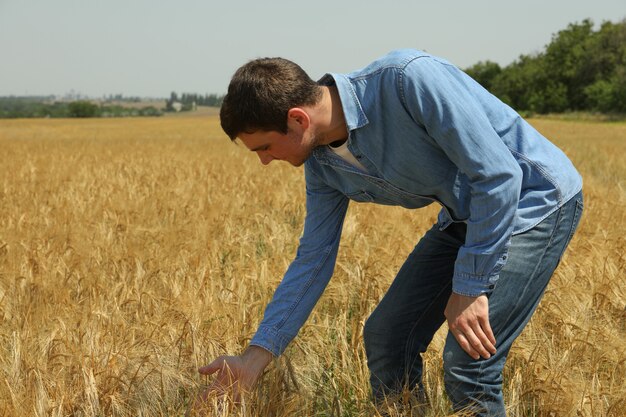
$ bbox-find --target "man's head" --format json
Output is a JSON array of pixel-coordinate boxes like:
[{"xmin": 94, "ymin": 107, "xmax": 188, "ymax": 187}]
[{"xmin": 220, "ymin": 57, "xmax": 323, "ymax": 141}]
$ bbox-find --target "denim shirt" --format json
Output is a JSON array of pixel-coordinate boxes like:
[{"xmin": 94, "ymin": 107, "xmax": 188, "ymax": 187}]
[{"xmin": 250, "ymin": 49, "xmax": 582, "ymax": 356}]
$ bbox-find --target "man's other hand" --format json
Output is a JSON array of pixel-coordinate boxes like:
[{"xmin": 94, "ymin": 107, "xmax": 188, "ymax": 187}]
[{"xmin": 444, "ymin": 293, "xmax": 497, "ymax": 360}]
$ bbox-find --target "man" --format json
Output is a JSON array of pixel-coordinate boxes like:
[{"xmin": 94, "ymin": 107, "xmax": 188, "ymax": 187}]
[{"xmin": 197, "ymin": 49, "xmax": 583, "ymax": 416}]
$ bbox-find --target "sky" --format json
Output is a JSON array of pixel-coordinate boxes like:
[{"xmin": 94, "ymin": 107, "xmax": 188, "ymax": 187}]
[{"xmin": 1, "ymin": 0, "xmax": 624, "ymax": 98}]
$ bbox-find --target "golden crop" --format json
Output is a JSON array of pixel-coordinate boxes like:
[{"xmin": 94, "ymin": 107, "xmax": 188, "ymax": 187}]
[{"xmin": 0, "ymin": 116, "xmax": 624, "ymax": 416}]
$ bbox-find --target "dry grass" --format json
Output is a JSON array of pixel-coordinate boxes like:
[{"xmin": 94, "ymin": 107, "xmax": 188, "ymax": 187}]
[{"xmin": 0, "ymin": 116, "xmax": 624, "ymax": 416}]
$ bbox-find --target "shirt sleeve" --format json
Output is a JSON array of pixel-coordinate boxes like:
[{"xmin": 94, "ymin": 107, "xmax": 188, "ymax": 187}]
[
  {"xmin": 250, "ymin": 165, "xmax": 349, "ymax": 356},
  {"xmin": 400, "ymin": 56, "xmax": 523, "ymax": 297}
]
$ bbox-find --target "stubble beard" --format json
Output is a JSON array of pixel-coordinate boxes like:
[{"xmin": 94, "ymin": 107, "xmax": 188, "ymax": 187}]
[
  {"xmin": 307, "ymin": 129, "xmax": 328, "ymax": 158},
  {"xmin": 293, "ymin": 131, "xmax": 324, "ymax": 167}
]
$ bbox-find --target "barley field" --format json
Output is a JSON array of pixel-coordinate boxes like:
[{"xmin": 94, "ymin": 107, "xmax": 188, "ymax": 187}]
[{"xmin": 0, "ymin": 115, "xmax": 624, "ymax": 417}]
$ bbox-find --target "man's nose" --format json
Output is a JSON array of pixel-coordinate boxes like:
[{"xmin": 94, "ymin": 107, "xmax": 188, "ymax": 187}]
[{"xmin": 258, "ymin": 152, "xmax": 274, "ymax": 165}]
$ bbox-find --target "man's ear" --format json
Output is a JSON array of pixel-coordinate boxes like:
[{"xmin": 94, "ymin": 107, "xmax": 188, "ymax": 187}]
[{"xmin": 287, "ymin": 108, "xmax": 310, "ymax": 132}]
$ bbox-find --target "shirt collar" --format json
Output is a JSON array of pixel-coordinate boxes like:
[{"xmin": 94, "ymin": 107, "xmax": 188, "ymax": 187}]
[{"xmin": 318, "ymin": 73, "xmax": 369, "ymax": 131}]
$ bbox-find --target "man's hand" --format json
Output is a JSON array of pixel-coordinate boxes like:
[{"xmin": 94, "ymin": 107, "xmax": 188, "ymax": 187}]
[
  {"xmin": 190, "ymin": 346, "xmax": 273, "ymax": 415},
  {"xmin": 444, "ymin": 293, "xmax": 497, "ymax": 360}
]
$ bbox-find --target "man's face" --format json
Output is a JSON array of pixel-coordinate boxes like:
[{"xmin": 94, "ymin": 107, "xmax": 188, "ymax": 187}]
[{"xmin": 238, "ymin": 129, "xmax": 317, "ymax": 167}]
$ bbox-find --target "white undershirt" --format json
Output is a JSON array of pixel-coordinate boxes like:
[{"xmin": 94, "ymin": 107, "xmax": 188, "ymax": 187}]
[{"xmin": 328, "ymin": 141, "xmax": 368, "ymax": 172}]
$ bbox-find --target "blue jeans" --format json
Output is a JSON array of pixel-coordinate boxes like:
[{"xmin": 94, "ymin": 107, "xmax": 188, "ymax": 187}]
[{"xmin": 363, "ymin": 192, "xmax": 584, "ymax": 416}]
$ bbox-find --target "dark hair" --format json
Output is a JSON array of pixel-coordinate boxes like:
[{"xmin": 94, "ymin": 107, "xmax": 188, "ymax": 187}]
[{"xmin": 220, "ymin": 57, "xmax": 322, "ymax": 140}]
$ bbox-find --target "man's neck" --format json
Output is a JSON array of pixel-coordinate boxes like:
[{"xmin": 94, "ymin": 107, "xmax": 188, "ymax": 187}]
[{"xmin": 312, "ymin": 86, "xmax": 348, "ymax": 147}]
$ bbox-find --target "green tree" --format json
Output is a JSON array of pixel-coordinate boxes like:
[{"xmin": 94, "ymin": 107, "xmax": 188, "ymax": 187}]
[
  {"xmin": 464, "ymin": 60, "xmax": 502, "ymax": 92},
  {"xmin": 582, "ymin": 19, "xmax": 626, "ymax": 112},
  {"xmin": 476, "ymin": 18, "xmax": 626, "ymax": 114},
  {"xmin": 67, "ymin": 101, "xmax": 99, "ymax": 118},
  {"xmin": 490, "ymin": 54, "xmax": 538, "ymax": 110},
  {"xmin": 543, "ymin": 19, "xmax": 595, "ymax": 110},
  {"xmin": 584, "ymin": 80, "xmax": 615, "ymax": 112}
]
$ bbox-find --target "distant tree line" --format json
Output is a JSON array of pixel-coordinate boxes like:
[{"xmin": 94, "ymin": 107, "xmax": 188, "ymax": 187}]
[
  {"xmin": 164, "ymin": 92, "xmax": 224, "ymax": 112},
  {"xmin": 464, "ymin": 18, "xmax": 626, "ymax": 114},
  {"xmin": 66, "ymin": 101, "xmax": 163, "ymax": 118},
  {"xmin": 0, "ymin": 96, "xmax": 67, "ymax": 118},
  {"xmin": 1, "ymin": 91, "xmax": 225, "ymax": 118},
  {"xmin": 0, "ymin": 97, "xmax": 163, "ymax": 118},
  {"xmin": 0, "ymin": 91, "xmax": 227, "ymax": 118}
]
